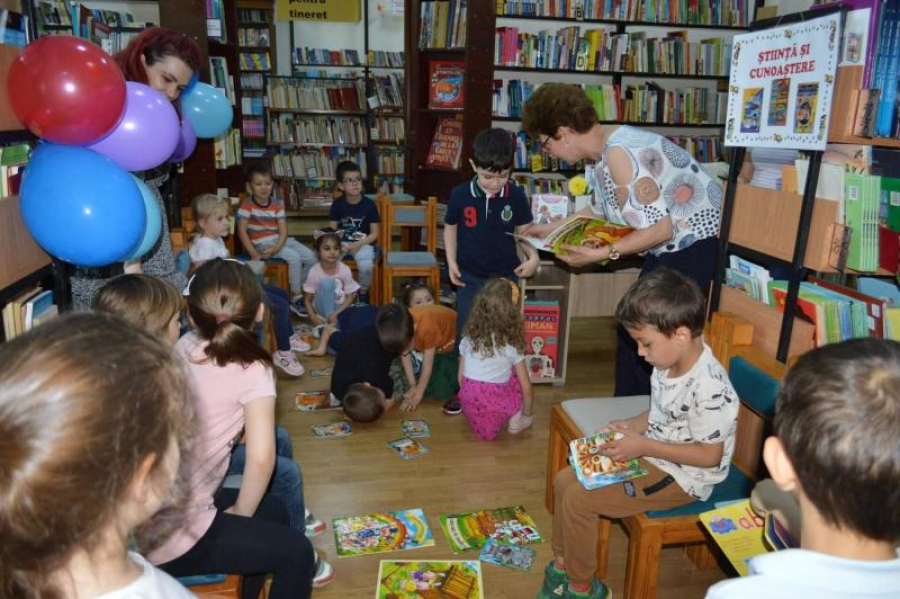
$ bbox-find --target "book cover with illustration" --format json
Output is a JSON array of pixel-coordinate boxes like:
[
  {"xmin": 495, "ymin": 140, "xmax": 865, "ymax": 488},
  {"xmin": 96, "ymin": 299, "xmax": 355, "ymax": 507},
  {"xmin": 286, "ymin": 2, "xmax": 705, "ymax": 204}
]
[
  {"xmin": 531, "ymin": 194, "xmax": 569, "ymax": 224},
  {"xmin": 388, "ymin": 437, "xmax": 430, "ymax": 460},
  {"xmin": 333, "ymin": 508, "xmax": 435, "ymax": 558},
  {"xmin": 569, "ymin": 431, "xmax": 648, "ymax": 490},
  {"xmin": 401, "ymin": 420, "xmax": 431, "ymax": 438},
  {"xmin": 295, "ymin": 391, "xmax": 340, "ymax": 412},
  {"xmin": 699, "ymin": 499, "xmax": 768, "ymax": 576},
  {"xmin": 512, "ymin": 215, "xmax": 632, "ymax": 259},
  {"xmin": 311, "ymin": 422, "xmax": 352, "ymax": 438},
  {"xmin": 428, "ymin": 60, "xmax": 465, "ymax": 110},
  {"xmin": 478, "ymin": 538, "xmax": 536, "ymax": 572},
  {"xmin": 523, "ymin": 301, "xmax": 560, "ymax": 380},
  {"xmin": 794, "ymin": 83, "xmax": 819, "ymax": 135},
  {"xmin": 426, "ymin": 116, "xmax": 464, "ymax": 169},
  {"xmin": 438, "ymin": 505, "xmax": 542, "ymax": 554},
  {"xmin": 376, "ymin": 559, "xmax": 483, "ymax": 599},
  {"xmin": 740, "ymin": 87, "xmax": 763, "ymax": 133},
  {"xmin": 767, "ymin": 78, "xmax": 790, "ymax": 127}
]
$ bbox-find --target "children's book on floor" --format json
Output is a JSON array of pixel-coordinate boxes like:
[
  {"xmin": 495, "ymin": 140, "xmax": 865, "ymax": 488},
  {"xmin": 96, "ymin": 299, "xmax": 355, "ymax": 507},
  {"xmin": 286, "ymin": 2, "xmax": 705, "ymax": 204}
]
[
  {"xmin": 376, "ymin": 559, "xmax": 483, "ymax": 599},
  {"xmin": 388, "ymin": 437, "xmax": 430, "ymax": 459},
  {"xmin": 401, "ymin": 420, "xmax": 431, "ymax": 438},
  {"xmin": 478, "ymin": 538, "xmax": 536, "ymax": 572},
  {"xmin": 295, "ymin": 391, "xmax": 341, "ymax": 411},
  {"xmin": 439, "ymin": 505, "xmax": 542, "ymax": 554},
  {"xmin": 333, "ymin": 509, "xmax": 435, "ymax": 557},
  {"xmin": 511, "ymin": 215, "xmax": 632, "ymax": 258},
  {"xmin": 311, "ymin": 422, "xmax": 352, "ymax": 438},
  {"xmin": 569, "ymin": 430, "xmax": 649, "ymax": 490}
]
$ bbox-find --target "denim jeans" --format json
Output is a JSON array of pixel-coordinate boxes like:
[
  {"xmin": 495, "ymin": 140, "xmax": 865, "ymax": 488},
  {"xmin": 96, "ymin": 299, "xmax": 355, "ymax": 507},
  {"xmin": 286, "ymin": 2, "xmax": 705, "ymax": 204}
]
[
  {"xmin": 263, "ymin": 284, "xmax": 293, "ymax": 352},
  {"xmin": 313, "ymin": 277, "xmax": 339, "ymax": 320},
  {"xmin": 227, "ymin": 425, "xmax": 306, "ymax": 534}
]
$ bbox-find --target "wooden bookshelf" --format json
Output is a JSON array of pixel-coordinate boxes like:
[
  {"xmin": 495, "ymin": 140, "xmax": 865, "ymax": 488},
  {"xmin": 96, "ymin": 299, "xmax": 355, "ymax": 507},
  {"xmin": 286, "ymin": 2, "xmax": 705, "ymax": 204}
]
[{"xmin": 827, "ymin": 65, "xmax": 900, "ymax": 149}]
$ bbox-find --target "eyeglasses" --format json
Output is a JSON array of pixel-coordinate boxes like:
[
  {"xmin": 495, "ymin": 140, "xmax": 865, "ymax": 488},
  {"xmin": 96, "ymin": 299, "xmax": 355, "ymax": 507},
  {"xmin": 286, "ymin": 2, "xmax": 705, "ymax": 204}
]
[
  {"xmin": 538, "ymin": 134, "xmax": 553, "ymax": 152},
  {"xmin": 342, "ymin": 177, "xmax": 363, "ymax": 185}
]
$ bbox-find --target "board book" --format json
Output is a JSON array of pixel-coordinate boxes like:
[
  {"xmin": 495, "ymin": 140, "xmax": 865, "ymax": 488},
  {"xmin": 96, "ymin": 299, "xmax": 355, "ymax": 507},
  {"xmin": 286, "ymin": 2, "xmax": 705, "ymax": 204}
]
[
  {"xmin": 311, "ymin": 422, "xmax": 352, "ymax": 438},
  {"xmin": 388, "ymin": 437, "xmax": 430, "ymax": 459},
  {"xmin": 569, "ymin": 431, "xmax": 648, "ymax": 490},
  {"xmin": 295, "ymin": 391, "xmax": 340, "ymax": 412},
  {"xmin": 478, "ymin": 538, "xmax": 536, "ymax": 572},
  {"xmin": 512, "ymin": 215, "xmax": 632, "ymax": 259},
  {"xmin": 376, "ymin": 559, "xmax": 483, "ymax": 599},
  {"xmin": 333, "ymin": 508, "xmax": 435, "ymax": 558},
  {"xmin": 401, "ymin": 420, "xmax": 431, "ymax": 438},
  {"xmin": 438, "ymin": 505, "xmax": 542, "ymax": 554}
]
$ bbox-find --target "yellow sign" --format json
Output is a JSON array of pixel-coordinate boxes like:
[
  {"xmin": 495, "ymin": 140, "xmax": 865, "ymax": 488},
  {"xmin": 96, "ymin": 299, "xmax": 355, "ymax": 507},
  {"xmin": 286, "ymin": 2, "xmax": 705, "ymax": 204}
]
[{"xmin": 276, "ymin": 0, "xmax": 360, "ymax": 22}]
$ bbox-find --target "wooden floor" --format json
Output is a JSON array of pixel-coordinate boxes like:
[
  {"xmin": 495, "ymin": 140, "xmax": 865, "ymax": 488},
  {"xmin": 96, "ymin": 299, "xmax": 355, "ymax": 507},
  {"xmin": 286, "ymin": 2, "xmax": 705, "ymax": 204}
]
[{"xmin": 275, "ymin": 317, "xmax": 728, "ymax": 598}]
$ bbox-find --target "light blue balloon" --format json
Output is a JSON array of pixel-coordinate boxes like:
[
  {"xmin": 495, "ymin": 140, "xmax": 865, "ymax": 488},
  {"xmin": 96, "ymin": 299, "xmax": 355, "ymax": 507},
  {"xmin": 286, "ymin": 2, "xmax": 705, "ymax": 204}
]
[
  {"xmin": 122, "ymin": 175, "xmax": 162, "ymax": 261},
  {"xmin": 180, "ymin": 82, "xmax": 234, "ymax": 138},
  {"xmin": 19, "ymin": 143, "xmax": 145, "ymax": 267}
]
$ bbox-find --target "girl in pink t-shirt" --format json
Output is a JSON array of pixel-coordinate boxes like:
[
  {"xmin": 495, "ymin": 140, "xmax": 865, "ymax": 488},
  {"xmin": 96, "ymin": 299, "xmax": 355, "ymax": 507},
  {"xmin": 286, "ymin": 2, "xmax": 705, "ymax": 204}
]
[
  {"xmin": 149, "ymin": 259, "xmax": 332, "ymax": 598},
  {"xmin": 303, "ymin": 228, "xmax": 361, "ymax": 325}
]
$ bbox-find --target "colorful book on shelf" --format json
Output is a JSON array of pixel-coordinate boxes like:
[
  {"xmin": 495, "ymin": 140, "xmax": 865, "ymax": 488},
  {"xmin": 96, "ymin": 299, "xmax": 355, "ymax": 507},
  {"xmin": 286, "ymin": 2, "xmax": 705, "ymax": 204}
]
[
  {"xmin": 512, "ymin": 215, "xmax": 633, "ymax": 259},
  {"xmin": 375, "ymin": 559, "xmax": 483, "ymax": 599},
  {"xmin": 425, "ymin": 116, "xmax": 463, "ymax": 169},
  {"xmin": 438, "ymin": 505, "xmax": 542, "ymax": 554},
  {"xmin": 699, "ymin": 499, "xmax": 767, "ymax": 577},
  {"xmin": 569, "ymin": 430, "xmax": 648, "ymax": 490},
  {"xmin": 844, "ymin": 172, "xmax": 881, "ymax": 272},
  {"xmin": 808, "ymin": 275, "xmax": 885, "ymax": 338},
  {"xmin": 523, "ymin": 301, "xmax": 559, "ymax": 380},
  {"xmin": 333, "ymin": 508, "xmax": 435, "ymax": 557},
  {"xmin": 428, "ymin": 60, "xmax": 465, "ymax": 110}
]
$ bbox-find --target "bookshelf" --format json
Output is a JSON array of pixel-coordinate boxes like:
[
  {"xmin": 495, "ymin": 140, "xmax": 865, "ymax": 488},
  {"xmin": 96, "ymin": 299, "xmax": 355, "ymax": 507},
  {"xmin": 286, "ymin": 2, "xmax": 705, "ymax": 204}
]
[{"xmin": 236, "ymin": 0, "xmax": 274, "ymax": 161}]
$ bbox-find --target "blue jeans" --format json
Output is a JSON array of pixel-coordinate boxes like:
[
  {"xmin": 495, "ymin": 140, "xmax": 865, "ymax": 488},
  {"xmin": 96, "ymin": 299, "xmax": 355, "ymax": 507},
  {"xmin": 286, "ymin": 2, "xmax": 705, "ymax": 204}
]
[
  {"xmin": 313, "ymin": 277, "xmax": 339, "ymax": 320},
  {"xmin": 455, "ymin": 271, "xmax": 517, "ymax": 349},
  {"xmin": 263, "ymin": 284, "xmax": 293, "ymax": 352},
  {"xmin": 227, "ymin": 425, "xmax": 306, "ymax": 534}
]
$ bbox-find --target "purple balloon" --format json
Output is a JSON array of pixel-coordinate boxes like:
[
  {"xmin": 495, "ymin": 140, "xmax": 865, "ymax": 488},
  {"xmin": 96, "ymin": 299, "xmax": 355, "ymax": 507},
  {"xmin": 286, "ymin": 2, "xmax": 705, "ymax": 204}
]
[
  {"xmin": 87, "ymin": 82, "xmax": 180, "ymax": 172},
  {"xmin": 170, "ymin": 118, "xmax": 197, "ymax": 163}
]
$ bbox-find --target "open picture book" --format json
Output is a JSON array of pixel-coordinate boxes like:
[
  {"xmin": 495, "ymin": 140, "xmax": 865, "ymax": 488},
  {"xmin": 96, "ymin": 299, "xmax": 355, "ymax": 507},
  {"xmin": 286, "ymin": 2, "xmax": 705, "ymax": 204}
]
[{"xmin": 512, "ymin": 215, "xmax": 632, "ymax": 257}]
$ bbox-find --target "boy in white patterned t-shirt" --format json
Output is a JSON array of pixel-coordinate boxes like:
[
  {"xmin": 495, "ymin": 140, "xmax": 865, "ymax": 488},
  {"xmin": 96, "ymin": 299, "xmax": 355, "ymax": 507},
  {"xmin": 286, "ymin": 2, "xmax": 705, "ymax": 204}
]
[{"xmin": 539, "ymin": 268, "xmax": 739, "ymax": 599}]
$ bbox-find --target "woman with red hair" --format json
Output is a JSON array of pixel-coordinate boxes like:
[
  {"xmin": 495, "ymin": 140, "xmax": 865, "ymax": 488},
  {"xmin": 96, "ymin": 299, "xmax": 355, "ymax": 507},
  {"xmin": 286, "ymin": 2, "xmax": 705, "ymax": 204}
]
[{"xmin": 70, "ymin": 27, "xmax": 202, "ymax": 310}]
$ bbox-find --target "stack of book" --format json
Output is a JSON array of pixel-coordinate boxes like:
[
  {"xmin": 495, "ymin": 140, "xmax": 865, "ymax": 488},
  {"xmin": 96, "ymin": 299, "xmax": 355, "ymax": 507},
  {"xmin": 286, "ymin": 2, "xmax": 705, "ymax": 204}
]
[{"xmin": 2, "ymin": 287, "xmax": 56, "ymax": 341}]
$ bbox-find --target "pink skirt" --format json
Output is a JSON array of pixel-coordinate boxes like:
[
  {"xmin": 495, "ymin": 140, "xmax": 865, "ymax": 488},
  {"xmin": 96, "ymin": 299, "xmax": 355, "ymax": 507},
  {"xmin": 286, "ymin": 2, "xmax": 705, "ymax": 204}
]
[{"xmin": 458, "ymin": 370, "xmax": 523, "ymax": 441}]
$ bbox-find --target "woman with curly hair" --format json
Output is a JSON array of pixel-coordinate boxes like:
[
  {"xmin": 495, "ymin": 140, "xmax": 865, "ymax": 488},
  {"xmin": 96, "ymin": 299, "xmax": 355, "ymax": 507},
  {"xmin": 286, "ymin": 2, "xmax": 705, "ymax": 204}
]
[
  {"xmin": 458, "ymin": 278, "xmax": 534, "ymax": 440},
  {"xmin": 522, "ymin": 83, "xmax": 722, "ymax": 397}
]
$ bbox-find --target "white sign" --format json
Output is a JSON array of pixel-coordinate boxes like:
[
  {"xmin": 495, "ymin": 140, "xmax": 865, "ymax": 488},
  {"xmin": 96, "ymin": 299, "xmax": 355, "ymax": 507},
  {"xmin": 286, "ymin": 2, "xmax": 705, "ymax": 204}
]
[{"xmin": 724, "ymin": 14, "xmax": 841, "ymax": 150}]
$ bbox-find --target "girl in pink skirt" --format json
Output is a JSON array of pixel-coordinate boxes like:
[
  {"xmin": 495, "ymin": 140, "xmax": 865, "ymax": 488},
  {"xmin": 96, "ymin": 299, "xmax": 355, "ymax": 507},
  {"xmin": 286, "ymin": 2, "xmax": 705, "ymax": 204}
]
[{"xmin": 458, "ymin": 278, "xmax": 534, "ymax": 440}]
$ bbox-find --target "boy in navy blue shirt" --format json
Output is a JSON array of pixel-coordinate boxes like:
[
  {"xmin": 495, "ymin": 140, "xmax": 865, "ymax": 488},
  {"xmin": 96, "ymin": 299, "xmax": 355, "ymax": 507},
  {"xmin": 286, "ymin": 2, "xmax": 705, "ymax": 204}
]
[
  {"xmin": 329, "ymin": 160, "xmax": 380, "ymax": 302},
  {"xmin": 444, "ymin": 127, "xmax": 539, "ymax": 348}
]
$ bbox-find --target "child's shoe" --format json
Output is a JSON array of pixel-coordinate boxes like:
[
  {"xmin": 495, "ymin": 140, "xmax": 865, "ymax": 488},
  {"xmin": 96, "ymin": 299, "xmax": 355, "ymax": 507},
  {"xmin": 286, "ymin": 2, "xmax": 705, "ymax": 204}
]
[
  {"xmin": 289, "ymin": 334, "xmax": 311, "ymax": 352},
  {"xmin": 290, "ymin": 298, "xmax": 308, "ymax": 318},
  {"xmin": 442, "ymin": 397, "xmax": 462, "ymax": 415},
  {"xmin": 304, "ymin": 508, "xmax": 326, "ymax": 538},
  {"xmin": 562, "ymin": 579, "xmax": 611, "ymax": 599},
  {"xmin": 274, "ymin": 350, "xmax": 305, "ymax": 377},
  {"xmin": 312, "ymin": 552, "xmax": 335, "ymax": 588},
  {"xmin": 537, "ymin": 561, "xmax": 568, "ymax": 598},
  {"xmin": 508, "ymin": 410, "xmax": 534, "ymax": 434}
]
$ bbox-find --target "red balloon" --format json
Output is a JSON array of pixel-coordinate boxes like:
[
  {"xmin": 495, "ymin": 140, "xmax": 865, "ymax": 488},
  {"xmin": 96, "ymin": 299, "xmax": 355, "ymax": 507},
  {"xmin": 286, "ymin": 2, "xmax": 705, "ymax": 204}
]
[{"xmin": 7, "ymin": 36, "xmax": 126, "ymax": 144}]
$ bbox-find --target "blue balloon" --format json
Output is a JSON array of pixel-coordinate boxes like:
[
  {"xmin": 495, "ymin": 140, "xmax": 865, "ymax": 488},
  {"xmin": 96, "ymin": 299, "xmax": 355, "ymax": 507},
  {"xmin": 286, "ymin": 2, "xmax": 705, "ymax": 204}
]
[
  {"xmin": 122, "ymin": 175, "xmax": 162, "ymax": 261},
  {"xmin": 19, "ymin": 144, "xmax": 145, "ymax": 267},
  {"xmin": 180, "ymin": 82, "xmax": 234, "ymax": 138}
]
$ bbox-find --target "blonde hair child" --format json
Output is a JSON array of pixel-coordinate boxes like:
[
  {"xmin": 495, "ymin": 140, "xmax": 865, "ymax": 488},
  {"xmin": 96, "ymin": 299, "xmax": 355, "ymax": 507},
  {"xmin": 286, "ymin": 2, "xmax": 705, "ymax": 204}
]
[
  {"xmin": 0, "ymin": 314, "xmax": 194, "ymax": 598},
  {"xmin": 458, "ymin": 278, "xmax": 534, "ymax": 439}
]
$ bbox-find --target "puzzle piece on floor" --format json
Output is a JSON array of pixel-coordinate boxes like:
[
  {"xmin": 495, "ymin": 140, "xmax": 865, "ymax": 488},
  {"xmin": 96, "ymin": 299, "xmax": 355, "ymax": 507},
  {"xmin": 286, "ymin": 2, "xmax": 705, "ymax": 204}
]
[{"xmin": 310, "ymin": 367, "xmax": 333, "ymax": 378}]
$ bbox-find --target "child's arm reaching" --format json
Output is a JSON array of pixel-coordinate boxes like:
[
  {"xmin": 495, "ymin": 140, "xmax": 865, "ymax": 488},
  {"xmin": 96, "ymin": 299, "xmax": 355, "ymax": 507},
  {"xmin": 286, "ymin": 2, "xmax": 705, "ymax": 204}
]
[
  {"xmin": 400, "ymin": 347, "xmax": 435, "ymax": 411},
  {"xmin": 513, "ymin": 360, "xmax": 533, "ymax": 417},
  {"xmin": 226, "ymin": 396, "xmax": 276, "ymax": 517},
  {"xmin": 514, "ymin": 224, "xmax": 540, "ymax": 279}
]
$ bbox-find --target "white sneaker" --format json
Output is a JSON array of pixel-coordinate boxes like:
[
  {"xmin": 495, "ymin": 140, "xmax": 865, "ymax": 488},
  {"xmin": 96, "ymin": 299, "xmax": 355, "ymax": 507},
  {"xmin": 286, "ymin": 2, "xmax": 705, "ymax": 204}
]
[
  {"xmin": 274, "ymin": 350, "xmax": 305, "ymax": 377},
  {"xmin": 507, "ymin": 410, "xmax": 534, "ymax": 434},
  {"xmin": 312, "ymin": 553, "xmax": 335, "ymax": 588},
  {"xmin": 305, "ymin": 508, "xmax": 326, "ymax": 537},
  {"xmin": 290, "ymin": 334, "xmax": 311, "ymax": 352}
]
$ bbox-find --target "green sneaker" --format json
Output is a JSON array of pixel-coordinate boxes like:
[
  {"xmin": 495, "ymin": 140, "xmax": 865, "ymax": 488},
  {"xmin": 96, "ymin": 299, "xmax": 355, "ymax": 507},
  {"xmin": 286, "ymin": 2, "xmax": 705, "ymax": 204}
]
[
  {"xmin": 536, "ymin": 561, "xmax": 568, "ymax": 599},
  {"xmin": 562, "ymin": 579, "xmax": 611, "ymax": 599}
]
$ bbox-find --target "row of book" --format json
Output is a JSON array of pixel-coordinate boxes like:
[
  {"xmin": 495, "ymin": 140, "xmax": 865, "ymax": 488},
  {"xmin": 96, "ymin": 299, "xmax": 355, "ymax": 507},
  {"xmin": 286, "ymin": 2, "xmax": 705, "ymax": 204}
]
[
  {"xmin": 34, "ymin": 0, "xmax": 70, "ymax": 25},
  {"xmin": 237, "ymin": 8, "xmax": 271, "ymax": 24},
  {"xmin": 418, "ymin": 0, "xmax": 468, "ymax": 49},
  {"xmin": 243, "ymin": 139, "xmax": 267, "ymax": 159},
  {"xmin": 239, "ymin": 52, "xmax": 271, "ymax": 72},
  {"xmin": 1, "ymin": 144, "xmax": 29, "ymax": 198},
  {"xmin": 237, "ymin": 26, "xmax": 270, "ymax": 48},
  {"xmin": 294, "ymin": 47, "xmax": 363, "ymax": 67},
  {"xmin": 513, "ymin": 172, "xmax": 570, "ymax": 198},
  {"xmin": 368, "ymin": 50, "xmax": 405, "ymax": 68},
  {"xmin": 514, "ymin": 131, "xmax": 585, "ymax": 173},
  {"xmin": 370, "ymin": 73, "xmax": 405, "ymax": 109},
  {"xmin": 241, "ymin": 96, "xmax": 265, "ymax": 117},
  {"xmin": 206, "ymin": 0, "xmax": 226, "ymax": 42},
  {"xmin": 371, "ymin": 116, "xmax": 406, "ymax": 144},
  {"xmin": 240, "ymin": 72, "xmax": 265, "ymax": 91},
  {"xmin": 495, "ymin": 0, "xmax": 753, "ymax": 27},
  {"xmin": 213, "ymin": 129, "xmax": 241, "ymax": 170},
  {"xmin": 667, "ymin": 135, "xmax": 724, "ymax": 164},
  {"xmin": 373, "ymin": 175, "xmax": 406, "ymax": 195},
  {"xmin": 271, "ymin": 148, "xmax": 366, "ymax": 181},
  {"xmin": 267, "ymin": 78, "xmax": 366, "ymax": 112},
  {"xmin": 2, "ymin": 287, "xmax": 57, "ymax": 341},
  {"xmin": 621, "ymin": 83, "xmax": 727, "ymax": 126},
  {"xmin": 209, "ymin": 56, "xmax": 236, "ymax": 104},
  {"xmin": 495, "ymin": 25, "xmax": 732, "ymax": 76},
  {"xmin": 278, "ymin": 181, "xmax": 334, "ymax": 212},
  {"xmin": 268, "ymin": 115, "xmax": 368, "ymax": 147},
  {"xmin": 371, "ymin": 148, "xmax": 405, "ymax": 175},
  {"xmin": 241, "ymin": 117, "xmax": 265, "ymax": 139}
]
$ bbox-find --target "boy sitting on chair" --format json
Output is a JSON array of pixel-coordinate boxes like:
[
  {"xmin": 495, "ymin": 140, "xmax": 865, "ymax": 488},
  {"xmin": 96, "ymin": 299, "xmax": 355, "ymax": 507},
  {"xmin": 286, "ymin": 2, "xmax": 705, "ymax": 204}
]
[
  {"xmin": 540, "ymin": 268, "xmax": 739, "ymax": 599},
  {"xmin": 707, "ymin": 338, "xmax": 900, "ymax": 598}
]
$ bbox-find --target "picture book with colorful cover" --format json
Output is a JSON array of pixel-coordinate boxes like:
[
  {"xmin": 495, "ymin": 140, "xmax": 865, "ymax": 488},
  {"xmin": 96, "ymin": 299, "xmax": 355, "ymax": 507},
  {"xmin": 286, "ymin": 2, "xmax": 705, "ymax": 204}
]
[
  {"xmin": 428, "ymin": 60, "xmax": 465, "ymax": 110},
  {"xmin": 569, "ymin": 431, "xmax": 648, "ymax": 490},
  {"xmin": 376, "ymin": 559, "xmax": 483, "ymax": 599},
  {"xmin": 425, "ymin": 116, "xmax": 464, "ymax": 169},
  {"xmin": 512, "ymin": 215, "xmax": 632, "ymax": 259},
  {"xmin": 388, "ymin": 437, "xmax": 430, "ymax": 460},
  {"xmin": 699, "ymin": 499, "xmax": 768, "ymax": 576},
  {"xmin": 439, "ymin": 505, "xmax": 542, "ymax": 554},
  {"xmin": 295, "ymin": 391, "xmax": 340, "ymax": 412},
  {"xmin": 333, "ymin": 508, "xmax": 435, "ymax": 558},
  {"xmin": 531, "ymin": 194, "xmax": 569, "ymax": 225},
  {"xmin": 523, "ymin": 301, "xmax": 559, "ymax": 380},
  {"xmin": 311, "ymin": 422, "xmax": 352, "ymax": 438},
  {"xmin": 478, "ymin": 538, "xmax": 536, "ymax": 572},
  {"xmin": 401, "ymin": 420, "xmax": 431, "ymax": 438}
]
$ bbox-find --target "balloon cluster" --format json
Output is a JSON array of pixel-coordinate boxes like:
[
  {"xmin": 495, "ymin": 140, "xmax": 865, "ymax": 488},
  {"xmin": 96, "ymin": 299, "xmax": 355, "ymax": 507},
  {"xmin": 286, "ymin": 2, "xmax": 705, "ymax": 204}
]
[{"xmin": 7, "ymin": 36, "xmax": 233, "ymax": 267}]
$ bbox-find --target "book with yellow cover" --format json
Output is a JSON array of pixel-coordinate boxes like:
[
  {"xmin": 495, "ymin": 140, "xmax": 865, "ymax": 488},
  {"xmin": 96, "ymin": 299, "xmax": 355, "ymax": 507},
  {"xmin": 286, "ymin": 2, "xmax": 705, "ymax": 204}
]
[{"xmin": 699, "ymin": 499, "xmax": 768, "ymax": 576}]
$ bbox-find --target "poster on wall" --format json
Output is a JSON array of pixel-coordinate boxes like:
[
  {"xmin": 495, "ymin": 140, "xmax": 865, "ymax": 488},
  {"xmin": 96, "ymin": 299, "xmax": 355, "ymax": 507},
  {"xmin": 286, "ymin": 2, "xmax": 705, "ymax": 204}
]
[
  {"xmin": 724, "ymin": 14, "xmax": 841, "ymax": 150},
  {"xmin": 276, "ymin": 0, "xmax": 361, "ymax": 22}
]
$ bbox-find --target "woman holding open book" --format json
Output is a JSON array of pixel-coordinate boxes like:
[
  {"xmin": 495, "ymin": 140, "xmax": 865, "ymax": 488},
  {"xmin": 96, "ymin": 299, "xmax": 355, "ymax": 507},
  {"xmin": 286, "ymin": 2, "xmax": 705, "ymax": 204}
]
[{"xmin": 522, "ymin": 83, "xmax": 723, "ymax": 397}]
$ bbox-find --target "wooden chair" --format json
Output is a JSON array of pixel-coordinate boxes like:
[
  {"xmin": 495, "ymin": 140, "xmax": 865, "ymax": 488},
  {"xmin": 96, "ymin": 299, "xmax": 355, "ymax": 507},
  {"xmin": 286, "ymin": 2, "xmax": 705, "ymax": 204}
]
[
  {"xmin": 378, "ymin": 195, "xmax": 440, "ymax": 304},
  {"xmin": 544, "ymin": 312, "xmax": 787, "ymax": 598}
]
